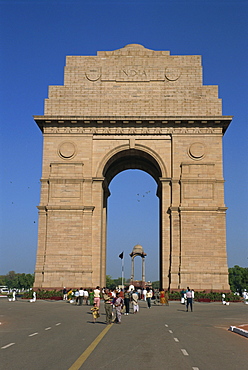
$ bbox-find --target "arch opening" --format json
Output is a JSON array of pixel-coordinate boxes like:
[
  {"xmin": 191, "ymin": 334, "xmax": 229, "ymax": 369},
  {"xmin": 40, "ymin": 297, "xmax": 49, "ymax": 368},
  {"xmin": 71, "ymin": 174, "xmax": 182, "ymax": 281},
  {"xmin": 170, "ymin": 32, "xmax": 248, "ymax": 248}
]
[{"xmin": 103, "ymin": 149, "xmax": 162, "ymax": 285}]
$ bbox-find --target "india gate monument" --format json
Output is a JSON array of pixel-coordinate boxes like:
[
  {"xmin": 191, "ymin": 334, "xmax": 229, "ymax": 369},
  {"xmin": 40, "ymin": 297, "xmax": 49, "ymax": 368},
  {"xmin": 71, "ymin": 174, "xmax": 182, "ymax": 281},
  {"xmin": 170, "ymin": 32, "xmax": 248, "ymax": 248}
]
[{"xmin": 33, "ymin": 44, "xmax": 232, "ymax": 291}]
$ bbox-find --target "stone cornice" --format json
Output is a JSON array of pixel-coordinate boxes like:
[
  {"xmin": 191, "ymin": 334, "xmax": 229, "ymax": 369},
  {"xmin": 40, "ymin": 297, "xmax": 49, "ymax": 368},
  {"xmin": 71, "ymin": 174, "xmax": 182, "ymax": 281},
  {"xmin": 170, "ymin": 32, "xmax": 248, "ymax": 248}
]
[{"xmin": 34, "ymin": 115, "xmax": 232, "ymax": 134}]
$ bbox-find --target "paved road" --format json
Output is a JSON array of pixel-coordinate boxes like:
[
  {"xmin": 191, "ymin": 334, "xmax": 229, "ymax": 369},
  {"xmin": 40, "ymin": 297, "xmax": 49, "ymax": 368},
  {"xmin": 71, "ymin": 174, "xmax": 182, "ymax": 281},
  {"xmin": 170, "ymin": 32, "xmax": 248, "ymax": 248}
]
[{"xmin": 0, "ymin": 298, "xmax": 247, "ymax": 369}]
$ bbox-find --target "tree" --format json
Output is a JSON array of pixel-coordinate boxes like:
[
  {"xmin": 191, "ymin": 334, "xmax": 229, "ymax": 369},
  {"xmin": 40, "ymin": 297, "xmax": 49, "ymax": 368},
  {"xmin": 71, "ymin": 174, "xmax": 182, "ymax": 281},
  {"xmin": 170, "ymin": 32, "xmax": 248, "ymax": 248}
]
[
  {"xmin": 229, "ymin": 265, "xmax": 248, "ymax": 294},
  {"xmin": 3, "ymin": 271, "xmax": 34, "ymax": 290},
  {"xmin": 106, "ymin": 275, "xmax": 116, "ymax": 290},
  {"xmin": 152, "ymin": 281, "xmax": 160, "ymax": 289}
]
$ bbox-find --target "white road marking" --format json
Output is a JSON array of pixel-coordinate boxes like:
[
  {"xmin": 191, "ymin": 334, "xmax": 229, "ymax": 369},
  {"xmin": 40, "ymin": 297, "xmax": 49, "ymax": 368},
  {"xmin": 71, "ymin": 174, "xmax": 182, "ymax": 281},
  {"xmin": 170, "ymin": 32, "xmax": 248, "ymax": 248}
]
[
  {"xmin": 174, "ymin": 337, "xmax": 179, "ymax": 342},
  {"xmin": 55, "ymin": 322, "xmax": 61, "ymax": 326},
  {"xmin": 165, "ymin": 324, "xmax": 168, "ymax": 327},
  {"xmin": 181, "ymin": 349, "xmax": 189, "ymax": 356},
  {"xmin": 168, "ymin": 329, "xmax": 173, "ymax": 333},
  {"xmin": 29, "ymin": 332, "xmax": 38, "ymax": 337},
  {"xmin": 45, "ymin": 327, "xmax": 51, "ymax": 330},
  {"xmin": 192, "ymin": 368, "xmax": 199, "ymax": 370},
  {"xmin": 1, "ymin": 343, "xmax": 15, "ymax": 349}
]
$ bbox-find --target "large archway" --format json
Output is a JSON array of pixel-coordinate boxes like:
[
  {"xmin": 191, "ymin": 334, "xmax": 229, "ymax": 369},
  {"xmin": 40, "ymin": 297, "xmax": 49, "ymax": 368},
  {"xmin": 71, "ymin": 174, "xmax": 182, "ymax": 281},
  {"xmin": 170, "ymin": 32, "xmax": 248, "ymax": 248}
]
[
  {"xmin": 33, "ymin": 44, "xmax": 231, "ymax": 291},
  {"xmin": 102, "ymin": 150, "xmax": 162, "ymax": 285}
]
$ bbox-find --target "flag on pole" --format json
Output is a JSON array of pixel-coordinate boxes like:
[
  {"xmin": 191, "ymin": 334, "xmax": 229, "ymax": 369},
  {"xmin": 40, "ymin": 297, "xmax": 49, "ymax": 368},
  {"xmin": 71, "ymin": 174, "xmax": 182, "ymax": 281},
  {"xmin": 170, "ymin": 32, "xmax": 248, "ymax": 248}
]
[{"xmin": 119, "ymin": 251, "xmax": 124, "ymax": 259}]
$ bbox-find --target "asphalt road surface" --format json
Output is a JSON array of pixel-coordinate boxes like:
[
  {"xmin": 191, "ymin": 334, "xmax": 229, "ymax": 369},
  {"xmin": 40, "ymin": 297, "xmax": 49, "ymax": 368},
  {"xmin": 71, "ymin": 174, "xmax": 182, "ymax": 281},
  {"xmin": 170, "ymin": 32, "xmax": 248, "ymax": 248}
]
[{"xmin": 0, "ymin": 298, "xmax": 247, "ymax": 370}]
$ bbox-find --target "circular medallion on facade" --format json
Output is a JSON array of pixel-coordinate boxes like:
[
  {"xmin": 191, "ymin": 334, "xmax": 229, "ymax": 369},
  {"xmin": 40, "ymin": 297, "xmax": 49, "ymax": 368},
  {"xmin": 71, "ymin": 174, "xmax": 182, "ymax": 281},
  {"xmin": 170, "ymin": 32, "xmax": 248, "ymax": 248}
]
[
  {"xmin": 58, "ymin": 142, "xmax": 76, "ymax": 159},
  {"xmin": 85, "ymin": 67, "xmax": 101, "ymax": 81},
  {"xmin": 165, "ymin": 67, "xmax": 181, "ymax": 81},
  {"xmin": 188, "ymin": 142, "xmax": 205, "ymax": 160}
]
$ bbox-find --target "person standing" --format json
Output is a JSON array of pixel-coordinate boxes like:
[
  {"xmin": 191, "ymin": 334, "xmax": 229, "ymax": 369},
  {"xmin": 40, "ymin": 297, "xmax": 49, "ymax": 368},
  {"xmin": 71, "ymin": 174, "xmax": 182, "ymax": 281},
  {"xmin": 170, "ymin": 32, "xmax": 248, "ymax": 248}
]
[
  {"xmin": 132, "ymin": 290, "xmax": 139, "ymax": 314},
  {"xmin": 84, "ymin": 289, "xmax": 89, "ymax": 305},
  {"xmin": 180, "ymin": 288, "xmax": 186, "ymax": 304},
  {"xmin": 91, "ymin": 303, "xmax": 100, "ymax": 323},
  {"xmin": 164, "ymin": 290, "xmax": 169, "ymax": 306},
  {"xmin": 142, "ymin": 288, "xmax": 147, "ymax": 301},
  {"xmin": 94, "ymin": 286, "xmax": 101, "ymax": 309},
  {"xmin": 115, "ymin": 292, "xmax": 123, "ymax": 323},
  {"xmin": 160, "ymin": 289, "xmax": 166, "ymax": 305},
  {"xmin": 63, "ymin": 287, "xmax": 67, "ymax": 301},
  {"xmin": 74, "ymin": 289, "xmax": 79, "ymax": 305},
  {"xmin": 89, "ymin": 289, "xmax": 94, "ymax": 305},
  {"xmin": 186, "ymin": 287, "xmax": 193, "ymax": 312},
  {"xmin": 146, "ymin": 288, "xmax": 152, "ymax": 308},
  {"xmin": 79, "ymin": 287, "xmax": 84, "ymax": 306},
  {"xmin": 103, "ymin": 289, "xmax": 113, "ymax": 324},
  {"xmin": 124, "ymin": 287, "xmax": 130, "ymax": 315}
]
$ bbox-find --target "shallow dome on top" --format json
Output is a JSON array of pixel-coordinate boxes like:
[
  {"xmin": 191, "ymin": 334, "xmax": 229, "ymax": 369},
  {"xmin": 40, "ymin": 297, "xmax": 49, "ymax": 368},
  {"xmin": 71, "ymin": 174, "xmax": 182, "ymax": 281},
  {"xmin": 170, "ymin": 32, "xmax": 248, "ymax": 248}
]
[
  {"xmin": 123, "ymin": 44, "xmax": 145, "ymax": 49},
  {"xmin": 130, "ymin": 244, "xmax": 147, "ymax": 258},
  {"xmin": 132, "ymin": 244, "xmax": 144, "ymax": 254}
]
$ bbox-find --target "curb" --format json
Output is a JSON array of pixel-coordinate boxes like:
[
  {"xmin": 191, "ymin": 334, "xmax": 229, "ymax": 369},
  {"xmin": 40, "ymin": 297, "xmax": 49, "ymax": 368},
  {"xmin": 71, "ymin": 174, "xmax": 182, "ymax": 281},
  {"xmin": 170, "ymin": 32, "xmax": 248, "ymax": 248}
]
[{"xmin": 229, "ymin": 325, "xmax": 248, "ymax": 338}]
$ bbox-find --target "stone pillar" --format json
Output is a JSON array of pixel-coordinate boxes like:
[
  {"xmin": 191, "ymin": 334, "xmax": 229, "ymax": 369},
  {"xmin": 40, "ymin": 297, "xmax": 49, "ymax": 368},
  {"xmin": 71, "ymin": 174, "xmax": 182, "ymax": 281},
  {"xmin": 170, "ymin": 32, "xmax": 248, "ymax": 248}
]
[
  {"xmin": 160, "ymin": 178, "xmax": 171, "ymax": 290},
  {"xmin": 131, "ymin": 257, "xmax": 134, "ymax": 282},
  {"xmin": 142, "ymin": 257, "xmax": 145, "ymax": 283}
]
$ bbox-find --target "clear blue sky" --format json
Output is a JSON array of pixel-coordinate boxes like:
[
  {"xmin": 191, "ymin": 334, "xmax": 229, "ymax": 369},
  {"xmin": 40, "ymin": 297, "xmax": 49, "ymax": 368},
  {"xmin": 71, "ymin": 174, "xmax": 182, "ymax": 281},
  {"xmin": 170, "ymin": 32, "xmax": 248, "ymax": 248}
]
[{"xmin": 0, "ymin": 0, "xmax": 247, "ymax": 282}]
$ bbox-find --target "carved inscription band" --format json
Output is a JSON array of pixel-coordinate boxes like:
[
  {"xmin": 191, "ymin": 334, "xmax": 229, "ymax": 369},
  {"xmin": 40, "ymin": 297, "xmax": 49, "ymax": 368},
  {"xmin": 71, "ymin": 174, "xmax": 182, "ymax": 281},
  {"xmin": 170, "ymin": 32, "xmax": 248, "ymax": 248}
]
[{"xmin": 85, "ymin": 66, "xmax": 181, "ymax": 82}]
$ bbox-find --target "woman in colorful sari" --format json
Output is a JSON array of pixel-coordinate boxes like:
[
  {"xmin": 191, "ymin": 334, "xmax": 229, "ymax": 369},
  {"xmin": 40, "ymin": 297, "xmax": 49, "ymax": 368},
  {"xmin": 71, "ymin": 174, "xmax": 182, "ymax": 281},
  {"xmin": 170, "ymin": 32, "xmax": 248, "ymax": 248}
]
[
  {"xmin": 89, "ymin": 289, "xmax": 94, "ymax": 305},
  {"xmin": 160, "ymin": 289, "xmax": 166, "ymax": 305}
]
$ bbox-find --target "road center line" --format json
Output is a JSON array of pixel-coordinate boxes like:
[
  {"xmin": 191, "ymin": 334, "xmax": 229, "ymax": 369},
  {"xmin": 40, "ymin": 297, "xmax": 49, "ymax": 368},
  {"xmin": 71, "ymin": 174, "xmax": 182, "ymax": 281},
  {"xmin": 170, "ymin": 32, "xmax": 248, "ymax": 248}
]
[
  {"xmin": 55, "ymin": 323, "xmax": 61, "ymax": 326},
  {"xmin": 45, "ymin": 327, "xmax": 51, "ymax": 330},
  {"xmin": 174, "ymin": 337, "xmax": 179, "ymax": 342},
  {"xmin": 29, "ymin": 332, "xmax": 38, "ymax": 337},
  {"xmin": 169, "ymin": 330, "xmax": 173, "ymax": 333},
  {"xmin": 181, "ymin": 349, "xmax": 189, "ymax": 356},
  {"xmin": 1, "ymin": 343, "xmax": 15, "ymax": 349},
  {"xmin": 68, "ymin": 323, "xmax": 113, "ymax": 370}
]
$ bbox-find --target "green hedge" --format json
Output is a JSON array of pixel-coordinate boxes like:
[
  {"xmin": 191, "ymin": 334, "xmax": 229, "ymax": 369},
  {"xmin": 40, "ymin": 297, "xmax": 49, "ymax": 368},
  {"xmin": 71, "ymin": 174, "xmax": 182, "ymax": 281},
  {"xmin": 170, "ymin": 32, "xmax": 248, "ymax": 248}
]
[
  {"xmin": 168, "ymin": 290, "xmax": 241, "ymax": 302},
  {"xmin": 22, "ymin": 289, "xmax": 63, "ymax": 299}
]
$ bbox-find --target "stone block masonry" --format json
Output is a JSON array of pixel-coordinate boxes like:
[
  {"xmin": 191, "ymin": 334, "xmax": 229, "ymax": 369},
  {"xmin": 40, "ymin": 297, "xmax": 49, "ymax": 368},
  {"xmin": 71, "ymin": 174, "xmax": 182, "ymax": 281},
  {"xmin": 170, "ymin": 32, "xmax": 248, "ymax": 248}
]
[{"xmin": 34, "ymin": 44, "xmax": 232, "ymax": 291}]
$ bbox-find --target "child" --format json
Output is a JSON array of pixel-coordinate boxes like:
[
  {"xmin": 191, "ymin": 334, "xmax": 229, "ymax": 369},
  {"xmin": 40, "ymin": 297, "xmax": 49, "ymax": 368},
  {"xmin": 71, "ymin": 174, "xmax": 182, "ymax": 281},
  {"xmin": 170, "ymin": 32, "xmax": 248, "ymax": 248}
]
[{"xmin": 91, "ymin": 303, "xmax": 100, "ymax": 323}]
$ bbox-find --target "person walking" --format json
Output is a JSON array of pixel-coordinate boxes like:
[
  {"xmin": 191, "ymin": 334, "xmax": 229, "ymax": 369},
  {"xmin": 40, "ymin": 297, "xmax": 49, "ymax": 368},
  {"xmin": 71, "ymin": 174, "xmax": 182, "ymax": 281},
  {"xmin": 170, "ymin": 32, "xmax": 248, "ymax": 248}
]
[
  {"xmin": 103, "ymin": 289, "xmax": 113, "ymax": 324},
  {"xmin": 186, "ymin": 287, "xmax": 193, "ymax": 312}
]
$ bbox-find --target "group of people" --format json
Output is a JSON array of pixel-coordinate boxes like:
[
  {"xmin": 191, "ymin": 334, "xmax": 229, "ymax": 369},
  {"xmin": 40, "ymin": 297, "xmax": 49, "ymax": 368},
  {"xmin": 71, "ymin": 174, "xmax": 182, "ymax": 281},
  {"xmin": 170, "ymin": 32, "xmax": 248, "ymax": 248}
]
[
  {"xmin": 96, "ymin": 287, "xmax": 142, "ymax": 324},
  {"xmin": 64, "ymin": 285, "xmax": 173, "ymax": 324},
  {"xmin": 180, "ymin": 287, "xmax": 194, "ymax": 312}
]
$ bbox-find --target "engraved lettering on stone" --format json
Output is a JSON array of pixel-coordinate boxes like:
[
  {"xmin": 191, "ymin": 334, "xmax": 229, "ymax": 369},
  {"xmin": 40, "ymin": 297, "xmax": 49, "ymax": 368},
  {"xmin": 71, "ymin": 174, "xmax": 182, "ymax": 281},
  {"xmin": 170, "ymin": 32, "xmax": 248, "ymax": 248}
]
[{"xmin": 118, "ymin": 66, "xmax": 148, "ymax": 81}]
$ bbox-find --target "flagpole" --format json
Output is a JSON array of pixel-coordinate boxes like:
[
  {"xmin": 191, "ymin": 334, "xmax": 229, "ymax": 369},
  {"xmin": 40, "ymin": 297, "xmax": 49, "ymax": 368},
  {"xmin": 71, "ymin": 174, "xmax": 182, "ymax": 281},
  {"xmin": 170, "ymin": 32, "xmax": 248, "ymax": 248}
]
[
  {"xmin": 121, "ymin": 257, "xmax": 124, "ymax": 290},
  {"xmin": 119, "ymin": 251, "xmax": 124, "ymax": 290}
]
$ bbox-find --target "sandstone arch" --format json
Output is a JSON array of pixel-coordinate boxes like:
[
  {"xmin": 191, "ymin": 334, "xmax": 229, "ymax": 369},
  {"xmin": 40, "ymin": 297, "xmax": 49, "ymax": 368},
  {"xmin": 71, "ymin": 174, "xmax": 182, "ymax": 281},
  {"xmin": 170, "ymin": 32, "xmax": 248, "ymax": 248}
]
[{"xmin": 34, "ymin": 45, "xmax": 232, "ymax": 291}]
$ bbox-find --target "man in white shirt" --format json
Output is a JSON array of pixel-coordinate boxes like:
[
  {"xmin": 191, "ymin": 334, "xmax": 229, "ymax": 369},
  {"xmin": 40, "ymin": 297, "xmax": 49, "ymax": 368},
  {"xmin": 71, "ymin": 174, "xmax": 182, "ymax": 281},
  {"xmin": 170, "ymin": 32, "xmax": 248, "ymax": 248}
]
[
  {"xmin": 142, "ymin": 288, "xmax": 147, "ymax": 301},
  {"xmin": 79, "ymin": 287, "xmax": 84, "ymax": 306}
]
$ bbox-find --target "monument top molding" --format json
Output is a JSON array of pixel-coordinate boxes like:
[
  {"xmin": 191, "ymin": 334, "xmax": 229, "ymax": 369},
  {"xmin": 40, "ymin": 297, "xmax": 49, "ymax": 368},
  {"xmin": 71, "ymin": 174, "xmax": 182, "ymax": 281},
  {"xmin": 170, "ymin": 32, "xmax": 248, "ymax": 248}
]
[
  {"xmin": 40, "ymin": 44, "xmax": 231, "ymax": 126},
  {"xmin": 97, "ymin": 43, "xmax": 171, "ymax": 56}
]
